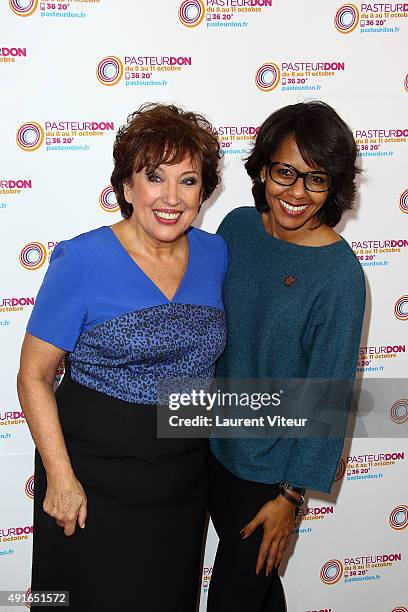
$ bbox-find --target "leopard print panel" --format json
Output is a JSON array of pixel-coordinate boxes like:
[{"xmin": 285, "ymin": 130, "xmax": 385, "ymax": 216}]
[{"xmin": 68, "ymin": 303, "xmax": 227, "ymax": 404}]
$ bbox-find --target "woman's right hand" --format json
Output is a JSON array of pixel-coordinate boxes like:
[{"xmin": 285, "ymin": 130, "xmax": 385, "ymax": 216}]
[
  {"xmin": 43, "ymin": 472, "xmax": 87, "ymax": 536},
  {"xmin": 17, "ymin": 334, "xmax": 88, "ymax": 537}
]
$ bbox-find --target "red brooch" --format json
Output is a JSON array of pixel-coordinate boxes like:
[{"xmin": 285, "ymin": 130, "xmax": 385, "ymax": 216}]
[{"xmin": 284, "ymin": 275, "xmax": 297, "ymax": 287}]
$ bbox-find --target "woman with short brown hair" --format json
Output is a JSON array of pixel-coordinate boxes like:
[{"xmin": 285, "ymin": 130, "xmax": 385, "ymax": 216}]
[{"xmin": 18, "ymin": 102, "xmax": 227, "ymax": 612}]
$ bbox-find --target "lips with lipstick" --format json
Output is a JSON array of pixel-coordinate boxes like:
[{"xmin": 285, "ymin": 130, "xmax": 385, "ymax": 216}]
[
  {"xmin": 153, "ymin": 208, "xmax": 183, "ymax": 224},
  {"xmin": 279, "ymin": 199, "xmax": 311, "ymax": 217}
]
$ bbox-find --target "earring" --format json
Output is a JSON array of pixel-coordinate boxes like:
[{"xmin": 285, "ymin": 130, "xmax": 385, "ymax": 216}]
[{"xmin": 261, "ymin": 177, "xmax": 266, "ymax": 184}]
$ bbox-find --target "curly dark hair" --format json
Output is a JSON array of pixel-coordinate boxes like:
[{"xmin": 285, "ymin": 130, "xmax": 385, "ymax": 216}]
[
  {"xmin": 111, "ymin": 102, "xmax": 221, "ymax": 218},
  {"xmin": 245, "ymin": 101, "xmax": 360, "ymax": 227}
]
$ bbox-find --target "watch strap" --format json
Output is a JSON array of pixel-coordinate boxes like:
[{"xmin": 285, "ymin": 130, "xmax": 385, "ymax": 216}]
[
  {"xmin": 279, "ymin": 487, "xmax": 304, "ymax": 508},
  {"xmin": 279, "ymin": 481, "xmax": 306, "ymax": 496}
]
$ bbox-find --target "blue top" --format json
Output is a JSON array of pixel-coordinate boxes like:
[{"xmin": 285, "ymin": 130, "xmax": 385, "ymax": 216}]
[
  {"xmin": 27, "ymin": 225, "xmax": 228, "ymax": 404},
  {"xmin": 210, "ymin": 207, "xmax": 366, "ymax": 493}
]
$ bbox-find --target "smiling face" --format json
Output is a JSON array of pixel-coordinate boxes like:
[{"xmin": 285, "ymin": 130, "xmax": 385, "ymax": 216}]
[
  {"xmin": 261, "ymin": 134, "xmax": 329, "ymax": 236},
  {"xmin": 123, "ymin": 156, "xmax": 202, "ymax": 244}
]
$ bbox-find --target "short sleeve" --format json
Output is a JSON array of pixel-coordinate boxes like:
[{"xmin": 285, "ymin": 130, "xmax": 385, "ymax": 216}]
[{"xmin": 26, "ymin": 240, "xmax": 86, "ymax": 352}]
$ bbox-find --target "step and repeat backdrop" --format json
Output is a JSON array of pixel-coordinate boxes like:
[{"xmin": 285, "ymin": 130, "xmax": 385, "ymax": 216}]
[{"xmin": 0, "ymin": 0, "xmax": 407, "ymax": 610}]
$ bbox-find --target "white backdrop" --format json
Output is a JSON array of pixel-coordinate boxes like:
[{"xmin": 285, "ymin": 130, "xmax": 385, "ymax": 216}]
[{"xmin": 0, "ymin": 1, "xmax": 407, "ymax": 610}]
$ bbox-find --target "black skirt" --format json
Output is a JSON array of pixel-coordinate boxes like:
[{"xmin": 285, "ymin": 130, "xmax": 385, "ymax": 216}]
[{"xmin": 31, "ymin": 374, "xmax": 208, "ymax": 612}]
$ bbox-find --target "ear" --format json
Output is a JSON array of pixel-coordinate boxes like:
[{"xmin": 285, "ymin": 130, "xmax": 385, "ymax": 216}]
[{"xmin": 123, "ymin": 180, "xmax": 132, "ymax": 203}]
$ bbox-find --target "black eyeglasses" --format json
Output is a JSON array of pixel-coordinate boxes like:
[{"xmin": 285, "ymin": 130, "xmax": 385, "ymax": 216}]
[{"xmin": 267, "ymin": 162, "xmax": 331, "ymax": 193}]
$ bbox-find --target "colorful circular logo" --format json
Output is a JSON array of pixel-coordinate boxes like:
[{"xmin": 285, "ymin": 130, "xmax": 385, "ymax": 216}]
[
  {"xmin": 395, "ymin": 296, "xmax": 408, "ymax": 321},
  {"xmin": 99, "ymin": 186, "xmax": 119, "ymax": 213},
  {"xmin": 9, "ymin": 0, "xmax": 38, "ymax": 17},
  {"xmin": 389, "ymin": 506, "xmax": 408, "ymax": 530},
  {"xmin": 179, "ymin": 0, "xmax": 205, "ymax": 27},
  {"xmin": 96, "ymin": 56, "xmax": 124, "ymax": 86},
  {"xmin": 335, "ymin": 457, "xmax": 346, "ymax": 481},
  {"xmin": 20, "ymin": 242, "xmax": 47, "ymax": 270},
  {"xmin": 320, "ymin": 559, "xmax": 344, "ymax": 585},
  {"xmin": 16, "ymin": 122, "xmax": 44, "ymax": 151},
  {"xmin": 399, "ymin": 189, "xmax": 408, "ymax": 214},
  {"xmin": 392, "ymin": 608, "xmax": 408, "ymax": 612},
  {"xmin": 334, "ymin": 4, "xmax": 360, "ymax": 33},
  {"xmin": 255, "ymin": 62, "xmax": 280, "ymax": 92},
  {"xmin": 390, "ymin": 399, "xmax": 408, "ymax": 424},
  {"xmin": 25, "ymin": 475, "xmax": 34, "ymax": 499}
]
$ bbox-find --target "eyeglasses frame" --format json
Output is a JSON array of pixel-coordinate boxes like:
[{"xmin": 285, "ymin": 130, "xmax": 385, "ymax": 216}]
[{"xmin": 267, "ymin": 161, "xmax": 332, "ymax": 193}]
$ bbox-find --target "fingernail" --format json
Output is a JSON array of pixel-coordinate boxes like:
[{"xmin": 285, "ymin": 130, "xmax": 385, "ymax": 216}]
[{"xmin": 81, "ymin": 523, "xmax": 85, "ymax": 529}]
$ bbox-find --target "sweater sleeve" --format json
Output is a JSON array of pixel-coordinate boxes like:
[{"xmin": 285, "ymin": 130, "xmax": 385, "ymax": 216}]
[
  {"xmin": 26, "ymin": 240, "xmax": 87, "ymax": 352},
  {"xmin": 282, "ymin": 265, "xmax": 366, "ymax": 493}
]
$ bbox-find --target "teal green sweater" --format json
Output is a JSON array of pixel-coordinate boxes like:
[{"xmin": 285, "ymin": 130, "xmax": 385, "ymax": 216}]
[{"xmin": 210, "ymin": 207, "xmax": 365, "ymax": 493}]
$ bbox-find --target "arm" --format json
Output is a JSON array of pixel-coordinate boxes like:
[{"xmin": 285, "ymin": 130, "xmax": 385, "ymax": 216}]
[
  {"xmin": 17, "ymin": 334, "xmax": 87, "ymax": 536},
  {"xmin": 241, "ymin": 264, "xmax": 366, "ymax": 574},
  {"xmin": 282, "ymin": 267, "xmax": 366, "ymax": 492},
  {"xmin": 21, "ymin": 240, "xmax": 88, "ymax": 535}
]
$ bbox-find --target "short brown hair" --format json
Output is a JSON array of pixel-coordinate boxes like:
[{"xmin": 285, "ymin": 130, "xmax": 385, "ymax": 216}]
[{"xmin": 111, "ymin": 102, "xmax": 221, "ymax": 218}]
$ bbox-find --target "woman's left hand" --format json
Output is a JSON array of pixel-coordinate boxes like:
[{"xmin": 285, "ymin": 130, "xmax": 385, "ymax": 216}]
[{"xmin": 240, "ymin": 495, "xmax": 297, "ymax": 576}]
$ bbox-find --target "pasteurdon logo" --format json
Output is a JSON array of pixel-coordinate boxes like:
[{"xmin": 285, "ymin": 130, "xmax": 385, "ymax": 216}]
[
  {"xmin": 16, "ymin": 122, "xmax": 44, "ymax": 151},
  {"xmin": 25, "ymin": 475, "xmax": 34, "ymax": 499},
  {"xmin": 334, "ymin": 457, "xmax": 346, "ymax": 481},
  {"xmin": 96, "ymin": 56, "xmax": 124, "ymax": 86},
  {"xmin": 320, "ymin": 559, "xmax": 343, "ymax": 585},
  {"xmin": 99, "ymin": 186, "xmax": 119, "ymax": 213},
  {"xmin": 179, "ymin": 0, "xmax": 205, "ymax": 27},
  {"xmin": 389, "ymin": 505, "xmax": 408, "ymax": 530},
  {"xmin": 390, "ymin": 399, "xmax": 408, "ymax": 424},
  {"xmin": 255, "ymin": 62, "xmax": 280, "ymax": 92},
  {"xmin": 394, "ymin": 295, "xmax": 408, "ymax": 321},
  {"xmin": 9, "ymin": 0, "xmax": 38, "ymax": 17},
  {"xmin": 334, "ymin": 4, "xmax": 360, "ymax": 33},
  {"xmin": 20, "ymin": 242, "xmax": 47, "ymax": 270},
  {"xmin": 400, "ymin": 189, "xmax": 408, "ymax": 214}
]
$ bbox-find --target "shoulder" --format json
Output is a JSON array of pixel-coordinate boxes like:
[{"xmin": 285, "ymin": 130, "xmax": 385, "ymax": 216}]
[
  {"xmin": 217, "ymin": 206, "xmax": 258, "ymax": 249},
  {"xmin": 189, "ymin": 227, "xmax": 229, "ymax": 277},
  {"xmin": 64, "ymin": 226, "xmax": 109, "ymax": 255},
  {"xmin": 333, "ymin": 238, "xmax": 365, "ymax": 286},
  {"xmin": 318, "ymin": 239, "xmax": 366, "ymax": 307},
  {"xmin": 189, "ymin": 226, "xmax": 228, "ymax": 256},
  {"xmin": 218, "ymin": 206, "xmax": 256, "ymax": 232},
  {"xmin": 50, "ymin": 226, "xmax": 109, "ymax": 267}
]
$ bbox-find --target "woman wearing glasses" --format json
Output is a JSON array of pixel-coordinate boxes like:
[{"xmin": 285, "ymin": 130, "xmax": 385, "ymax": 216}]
[{"xmin": 208, "ymin": 101, "xmax": 365, "ymax": 611}]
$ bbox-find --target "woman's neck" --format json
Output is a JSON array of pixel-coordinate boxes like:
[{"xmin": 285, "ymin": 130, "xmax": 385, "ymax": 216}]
[{"xmin": 262, "ymin": 211, "xmax": 341, "ymax": 247}]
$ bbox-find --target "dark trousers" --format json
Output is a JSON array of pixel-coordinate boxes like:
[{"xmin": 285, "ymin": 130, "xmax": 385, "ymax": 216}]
[{"xmin": 207, "ymin": 452, "xmax": 287, "ymax": 612}]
